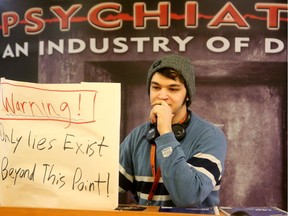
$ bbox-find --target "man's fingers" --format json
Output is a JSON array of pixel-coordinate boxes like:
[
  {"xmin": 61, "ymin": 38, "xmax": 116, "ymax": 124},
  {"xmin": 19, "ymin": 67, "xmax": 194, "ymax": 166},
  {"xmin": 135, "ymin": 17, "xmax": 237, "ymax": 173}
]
[{"xmin": 151, "ymin": 100, "xmax": 168, "ymax": 107}]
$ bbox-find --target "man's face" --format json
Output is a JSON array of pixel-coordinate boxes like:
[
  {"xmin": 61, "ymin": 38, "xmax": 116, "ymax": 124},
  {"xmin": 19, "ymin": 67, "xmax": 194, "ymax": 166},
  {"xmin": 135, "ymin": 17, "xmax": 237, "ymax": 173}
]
[{"xmin": 149, "ymin": 72, "xmax": 187, "ymax": 116}]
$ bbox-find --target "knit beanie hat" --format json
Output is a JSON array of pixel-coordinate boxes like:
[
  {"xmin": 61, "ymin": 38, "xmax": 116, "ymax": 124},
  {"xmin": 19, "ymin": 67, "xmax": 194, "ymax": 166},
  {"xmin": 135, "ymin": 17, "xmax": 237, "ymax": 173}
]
[{"xmin": 147, "ymin": 54, "xmax": 196, "ymax": 106}]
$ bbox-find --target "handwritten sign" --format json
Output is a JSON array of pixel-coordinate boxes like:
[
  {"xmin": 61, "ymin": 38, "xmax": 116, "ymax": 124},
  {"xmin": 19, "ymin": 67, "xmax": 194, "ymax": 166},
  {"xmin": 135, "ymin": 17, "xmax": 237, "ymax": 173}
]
[{"xmin": 0, "ymin": 78, "xmax": 121, "ymax": 210}]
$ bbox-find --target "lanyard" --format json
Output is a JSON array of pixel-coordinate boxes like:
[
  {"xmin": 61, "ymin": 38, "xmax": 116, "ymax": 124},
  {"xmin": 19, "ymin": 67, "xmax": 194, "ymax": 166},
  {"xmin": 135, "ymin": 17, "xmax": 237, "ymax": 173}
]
[
  {"xmin": 146, "ymin": 111, "xmax": 188, "ymax": 205},
  {"xmin": 147, "ymin": 143, "xmax": 161, "ymax": 204}
]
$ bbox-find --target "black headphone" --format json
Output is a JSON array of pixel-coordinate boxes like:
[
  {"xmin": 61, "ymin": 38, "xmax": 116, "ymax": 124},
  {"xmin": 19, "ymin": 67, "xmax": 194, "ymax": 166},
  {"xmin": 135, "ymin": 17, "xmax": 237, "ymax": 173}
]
[{"xmin": 146, "ymin": 111, "xmax": 191, "ymax": 143}]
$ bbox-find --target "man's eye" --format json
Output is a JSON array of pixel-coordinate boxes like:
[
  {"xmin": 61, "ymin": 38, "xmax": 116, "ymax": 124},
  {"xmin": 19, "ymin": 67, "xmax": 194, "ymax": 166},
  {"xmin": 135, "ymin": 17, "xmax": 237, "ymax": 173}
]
[{"xmin": 152, "ymin": 86, "xmax": 160, "ymax": 90}]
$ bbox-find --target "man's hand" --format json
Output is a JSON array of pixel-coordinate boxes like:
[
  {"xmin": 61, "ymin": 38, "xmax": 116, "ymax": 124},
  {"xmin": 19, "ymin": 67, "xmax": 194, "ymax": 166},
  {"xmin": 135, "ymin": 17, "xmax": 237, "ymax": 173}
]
[{"xmin": 149, "ymin": 100, "xmax": 174, "ymax": 136}]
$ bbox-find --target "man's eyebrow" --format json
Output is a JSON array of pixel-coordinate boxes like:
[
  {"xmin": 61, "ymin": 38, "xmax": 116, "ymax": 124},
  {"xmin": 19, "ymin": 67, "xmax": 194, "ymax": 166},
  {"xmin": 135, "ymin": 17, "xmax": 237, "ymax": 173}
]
[
  {"xmin": 151, "ymin": 81, "xmax": 160, "ymax": 85},
  {"xmin": 151, "ymin": 81, "xmax": 181, "ymax": 87},
  {"xmin": 168, "ymin": 84, "xmax": 182, "ymax": 88}
]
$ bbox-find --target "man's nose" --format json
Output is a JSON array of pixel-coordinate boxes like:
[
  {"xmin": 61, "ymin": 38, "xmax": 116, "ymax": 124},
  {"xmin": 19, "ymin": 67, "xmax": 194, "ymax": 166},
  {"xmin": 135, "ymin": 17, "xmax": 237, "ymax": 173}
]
[{"xmin": 157, "ymin": 89, "xmax": 169, "ymax": 100}]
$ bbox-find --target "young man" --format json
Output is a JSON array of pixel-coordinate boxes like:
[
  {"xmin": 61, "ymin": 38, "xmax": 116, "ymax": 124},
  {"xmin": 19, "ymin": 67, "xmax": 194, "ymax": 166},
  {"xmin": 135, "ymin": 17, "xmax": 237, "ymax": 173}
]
[{"xmin": 119, "ymin": 54, "xmax": 227, "ymax": 207}]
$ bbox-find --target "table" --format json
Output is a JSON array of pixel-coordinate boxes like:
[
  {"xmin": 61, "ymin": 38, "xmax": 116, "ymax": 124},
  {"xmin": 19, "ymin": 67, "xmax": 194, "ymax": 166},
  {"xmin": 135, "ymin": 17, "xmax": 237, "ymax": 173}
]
[{"xmin": 0, "ymin": 206, "xmax": 224, "ymax": 216}]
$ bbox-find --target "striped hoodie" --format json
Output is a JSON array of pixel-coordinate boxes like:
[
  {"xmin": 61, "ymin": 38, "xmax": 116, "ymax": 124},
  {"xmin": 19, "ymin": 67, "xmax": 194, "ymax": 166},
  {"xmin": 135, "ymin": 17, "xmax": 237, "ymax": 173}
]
[{"xmin": 119, "ymin": 111, "xmax": 227, "ymax": 207}]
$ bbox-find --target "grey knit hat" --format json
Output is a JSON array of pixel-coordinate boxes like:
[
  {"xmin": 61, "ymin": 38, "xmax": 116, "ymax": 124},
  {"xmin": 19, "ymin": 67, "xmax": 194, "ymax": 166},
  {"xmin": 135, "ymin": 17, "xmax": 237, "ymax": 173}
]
[{"xmin": 147, "ymin": 54, "xmax": 196, "ymax": 106}]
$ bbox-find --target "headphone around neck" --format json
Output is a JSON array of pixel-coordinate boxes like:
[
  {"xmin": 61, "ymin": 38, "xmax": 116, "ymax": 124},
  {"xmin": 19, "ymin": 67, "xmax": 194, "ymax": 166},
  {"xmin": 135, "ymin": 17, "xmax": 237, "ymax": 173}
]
[{"xmin": 146, "ymin": 111, "xmax": 191, "ymax": 143}]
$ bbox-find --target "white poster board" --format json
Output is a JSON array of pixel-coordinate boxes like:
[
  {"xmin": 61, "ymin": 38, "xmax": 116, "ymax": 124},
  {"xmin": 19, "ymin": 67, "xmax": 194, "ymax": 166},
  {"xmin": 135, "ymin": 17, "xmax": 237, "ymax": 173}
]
[{"xmin": 0, "ymin": 78, "xmax": 121, "ymax": 210}]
